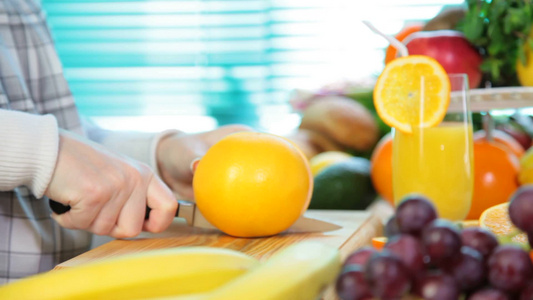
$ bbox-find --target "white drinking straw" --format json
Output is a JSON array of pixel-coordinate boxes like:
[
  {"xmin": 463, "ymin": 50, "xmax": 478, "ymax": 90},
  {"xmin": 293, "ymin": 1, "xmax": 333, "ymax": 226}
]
[{"xmin": 362, "ymin": 20, "xmax": 409, "ymax": 58}]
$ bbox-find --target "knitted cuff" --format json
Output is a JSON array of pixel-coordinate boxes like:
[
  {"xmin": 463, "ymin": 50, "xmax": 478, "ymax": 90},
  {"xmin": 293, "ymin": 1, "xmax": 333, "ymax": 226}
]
[{"xmin": 0, "ymin": 110, "xmax": 59, "ymax": 198}]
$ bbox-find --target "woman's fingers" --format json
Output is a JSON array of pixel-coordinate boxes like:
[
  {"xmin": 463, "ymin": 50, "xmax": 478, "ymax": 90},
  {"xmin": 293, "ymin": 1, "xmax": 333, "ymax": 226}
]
[{"xmin": 143, "ymin": 175, "xmax": 178, "ymax": 233}]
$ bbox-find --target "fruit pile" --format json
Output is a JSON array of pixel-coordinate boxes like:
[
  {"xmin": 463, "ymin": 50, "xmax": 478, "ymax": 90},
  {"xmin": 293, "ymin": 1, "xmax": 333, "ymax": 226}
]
[{"xmin": 335, "ymin": 192, "xmax": 533, "ymax": 300}]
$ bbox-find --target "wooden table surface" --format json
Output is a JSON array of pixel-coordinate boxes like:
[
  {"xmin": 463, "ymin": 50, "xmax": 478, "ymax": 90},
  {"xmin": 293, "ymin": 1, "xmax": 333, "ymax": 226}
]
[{"xmin": 54, "ymin": 200, "xmax": 394, "ymax": 299}]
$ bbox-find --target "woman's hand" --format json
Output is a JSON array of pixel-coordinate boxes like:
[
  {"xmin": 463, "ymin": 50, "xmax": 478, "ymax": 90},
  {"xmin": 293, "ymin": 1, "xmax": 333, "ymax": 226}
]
[
  {"xmin": 45, "ymin": 131, "xmax": 177, "ymax": 238},
  {"xmin": 156, "ymin": 125, "xmax": 253, "ymax": 200}
]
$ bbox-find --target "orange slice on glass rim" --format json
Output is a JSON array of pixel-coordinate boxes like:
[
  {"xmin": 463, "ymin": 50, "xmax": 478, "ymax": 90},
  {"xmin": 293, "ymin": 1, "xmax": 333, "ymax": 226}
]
[{"xmin": 373, "ymin": 55, "xmax": 451, "ymax": 134}]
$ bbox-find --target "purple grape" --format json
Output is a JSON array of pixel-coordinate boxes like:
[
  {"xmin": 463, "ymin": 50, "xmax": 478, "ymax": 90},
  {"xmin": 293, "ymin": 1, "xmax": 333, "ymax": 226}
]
[
  {"xmin": 467, "ymin": 287, "xmax": 511, "ymax": 300},
  {"xmin": 421, "ymin": 219, "xmax": 462, "ymax": 266},
  {"xmin": 509, "ymin": 185, "xmax": 533, "ymax": 233},
  {"xmin": 384, "ymin": 234, "xmax": 425, "ymax": 276},
  {"xmin": 335, "ymin": 265, "xmax": 372, "ymax": 300},
  {"xmin": 520, "ymin": 281, "xmax": 533, "ymax": 300},
  {"xmin": 343, "ymin": 246, "xmax": 377, "ymax": 267},
  {"xmin": 384, "ymin": 216, "xmax": 400, "ymax": 238},
  {"xmin": 365, "ymin": 250, "xmax": 411, "ymax": 299},
  {"xmin": 444, "ymin": 246, "xmax": 486, "ymax": 291},
  {"xmin": 488, "ymin": 245, "xmax": 533, "ymax": 292},
  {"xmin": 412, "ymin": 271, "xmax": 460, "ymax": 300},
  {"xmin": 460, "ymin": 227, "xmax": 499, "ymax": 262},
  {"xmin": 395, "ymin": 195, "xmax": 438, "ymax": 236}
]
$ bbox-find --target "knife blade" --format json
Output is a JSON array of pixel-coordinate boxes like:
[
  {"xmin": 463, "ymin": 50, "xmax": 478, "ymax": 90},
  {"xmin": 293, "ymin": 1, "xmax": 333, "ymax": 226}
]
[
  {"xmin": 172, "ymin": 200, "xmax": 342, "ymax": 233},
  {"xmin": 49, "ymin": 199, "xmax": 342, "ymax": 233}
]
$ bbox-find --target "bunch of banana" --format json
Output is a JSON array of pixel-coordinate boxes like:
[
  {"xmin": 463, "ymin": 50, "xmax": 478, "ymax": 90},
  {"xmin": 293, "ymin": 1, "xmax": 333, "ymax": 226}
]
[
  {"xmin": 162, "ymin": 241, "xmax": 342, "ymax": 300},
  {"xmin": 0, "ymin": 247, "xmax": 259, "ymax": 300}
]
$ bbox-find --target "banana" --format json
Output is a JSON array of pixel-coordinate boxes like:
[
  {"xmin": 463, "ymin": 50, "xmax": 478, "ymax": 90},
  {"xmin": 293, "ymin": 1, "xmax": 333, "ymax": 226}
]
[
  {"xmin": 0, "ymin": 247, "xmax": 259, "ymax": 300},
  {"xmin": 164, "ymin": 241, "xmax": 342, "ymax": 300}
]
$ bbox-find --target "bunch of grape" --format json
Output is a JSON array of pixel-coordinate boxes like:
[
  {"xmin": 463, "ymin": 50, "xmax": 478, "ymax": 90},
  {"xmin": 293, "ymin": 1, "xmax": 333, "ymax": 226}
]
[{"xmin": 336, "ymin": 186, "xmax": 533, "ymax": 300}]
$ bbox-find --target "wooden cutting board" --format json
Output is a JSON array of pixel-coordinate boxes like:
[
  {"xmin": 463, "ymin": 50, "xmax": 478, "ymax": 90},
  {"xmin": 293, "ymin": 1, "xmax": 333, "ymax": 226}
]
[{"xmin": 54, "ymin": 200, "xmax": 393, "ymax": 300}]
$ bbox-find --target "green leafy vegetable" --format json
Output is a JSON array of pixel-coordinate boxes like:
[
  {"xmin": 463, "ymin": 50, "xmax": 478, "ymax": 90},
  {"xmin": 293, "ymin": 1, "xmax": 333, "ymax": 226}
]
[{"xmin": 457, "ymin": 0, "xmax": 533, "ymax": 87}]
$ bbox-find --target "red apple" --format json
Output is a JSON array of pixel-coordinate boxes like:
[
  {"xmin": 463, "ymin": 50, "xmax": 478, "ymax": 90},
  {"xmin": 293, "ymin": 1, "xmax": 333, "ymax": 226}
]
[{"xmin": 403, "ymin": 30, "xmax": 483, "ymax": 89}]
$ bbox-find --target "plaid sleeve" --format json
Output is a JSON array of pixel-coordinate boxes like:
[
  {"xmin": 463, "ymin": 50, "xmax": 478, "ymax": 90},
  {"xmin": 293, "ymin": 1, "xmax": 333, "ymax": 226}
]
[{"xmin": 0, "ymin": 0, "xmax": 92, "ymax": 283}]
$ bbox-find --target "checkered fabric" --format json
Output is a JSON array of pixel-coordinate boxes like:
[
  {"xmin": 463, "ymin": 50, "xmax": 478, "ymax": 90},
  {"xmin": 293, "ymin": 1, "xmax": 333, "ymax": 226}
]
[{"xmin": 0, "ymin": 0, "xmax": 92, "ymax": 283}]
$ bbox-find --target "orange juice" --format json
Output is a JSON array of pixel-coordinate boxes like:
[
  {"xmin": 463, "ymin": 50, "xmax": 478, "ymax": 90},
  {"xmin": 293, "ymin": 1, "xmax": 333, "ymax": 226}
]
[{"xmin": 392, "ymin": 122, "xmax": 474, "ymax": 220}]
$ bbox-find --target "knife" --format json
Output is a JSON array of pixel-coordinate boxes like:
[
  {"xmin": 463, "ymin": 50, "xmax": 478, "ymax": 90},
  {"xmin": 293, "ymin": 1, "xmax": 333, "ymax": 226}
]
[{"xmin": 48, "ymin": 199, "xmax": 342, "ymax": 233}]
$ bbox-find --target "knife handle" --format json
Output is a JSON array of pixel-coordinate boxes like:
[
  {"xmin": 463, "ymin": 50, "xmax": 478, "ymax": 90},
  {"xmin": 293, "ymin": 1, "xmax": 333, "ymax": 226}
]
[
  {"xmin": 49, "ymin": 199, "xmax": 151, "ymax": 220},
  {"xmin": 144, "ymin": 203, "xmax": 184, "ymax": 219},
  {"xmin": 49, "ymin": 199, "xmax": 72, "ymax": 214}
]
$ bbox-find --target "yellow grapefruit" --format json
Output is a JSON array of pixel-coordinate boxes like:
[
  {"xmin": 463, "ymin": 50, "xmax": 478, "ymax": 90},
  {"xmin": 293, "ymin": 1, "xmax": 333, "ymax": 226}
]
[{"xmin": 193, "ymin": 132, "xmax": 313, "ymax": 237}]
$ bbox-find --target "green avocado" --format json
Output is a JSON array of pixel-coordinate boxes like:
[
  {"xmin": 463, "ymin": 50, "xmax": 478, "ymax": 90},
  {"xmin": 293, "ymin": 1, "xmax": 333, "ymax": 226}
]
[{"xmin": 309, "ymin": 157, "xmax": 376, "ymax": 210}]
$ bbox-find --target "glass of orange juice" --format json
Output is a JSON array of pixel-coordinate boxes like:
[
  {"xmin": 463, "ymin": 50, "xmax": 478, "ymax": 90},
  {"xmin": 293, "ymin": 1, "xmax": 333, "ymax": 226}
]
[{"xmin": 392, "ymin": 74, "xmax": 474, "ymax": 221}]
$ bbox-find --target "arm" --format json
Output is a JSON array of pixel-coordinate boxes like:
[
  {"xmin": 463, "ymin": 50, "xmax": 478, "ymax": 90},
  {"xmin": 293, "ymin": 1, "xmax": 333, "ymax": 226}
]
[
  {"xmin": 82, "ymin": 118, "xmax": 179, "ymax": 177},
  {"xmin": 0, "ymin": 109, "xmax": 177, "ymax": 238}
]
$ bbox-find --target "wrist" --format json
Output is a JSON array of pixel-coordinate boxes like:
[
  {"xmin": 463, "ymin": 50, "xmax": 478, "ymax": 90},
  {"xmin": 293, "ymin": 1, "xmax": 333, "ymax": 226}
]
[{"xmin": 154, "ymin": 130, "xmax": 184, "ymax": 180}]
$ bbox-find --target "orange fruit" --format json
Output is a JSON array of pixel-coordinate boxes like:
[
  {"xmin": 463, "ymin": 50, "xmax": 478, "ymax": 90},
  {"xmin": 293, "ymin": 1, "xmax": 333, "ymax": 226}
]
[
  {"xmin": 384, "ymin": 24, "xmax": 424, "ymax": 64},
  {"xmin": 466, "ymin": 139, "xmax": 520, "ymax": 220},
  {"xmin": 479, "ymin": 202, "xmax": 528, "ymax": 245},
  {"xmin": 370, "ymin": 133, "xmax": 393, "ymax": 205},
  {"xmin": 373, "ymin": 55, "xmax": 451, "ymax": 134},
  {"xmin": 473, "ymin": 129, "xmax": 525, "ymax": 159},
  {"xmin": 193, "ymin": 131, "xmax": 313, "ymax": 237},
  {"xmin": 371, "ymin": 237, "xmax": 388, "ymax": 251}
]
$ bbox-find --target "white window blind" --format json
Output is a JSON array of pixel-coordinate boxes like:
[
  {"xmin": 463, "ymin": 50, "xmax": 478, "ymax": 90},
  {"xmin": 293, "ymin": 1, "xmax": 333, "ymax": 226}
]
[{"xmin": 41, "ymin": 0, "xmax": 463, "ymax": 133}]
